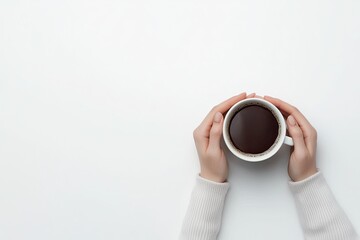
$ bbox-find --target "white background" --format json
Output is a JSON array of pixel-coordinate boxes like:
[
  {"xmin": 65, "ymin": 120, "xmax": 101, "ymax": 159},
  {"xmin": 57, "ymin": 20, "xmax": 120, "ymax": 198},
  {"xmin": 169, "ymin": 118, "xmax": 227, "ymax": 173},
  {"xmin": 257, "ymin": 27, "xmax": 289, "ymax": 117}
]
[{"xmin": 1, "ymin": 1, "xmax": 359, "ymax": 239}]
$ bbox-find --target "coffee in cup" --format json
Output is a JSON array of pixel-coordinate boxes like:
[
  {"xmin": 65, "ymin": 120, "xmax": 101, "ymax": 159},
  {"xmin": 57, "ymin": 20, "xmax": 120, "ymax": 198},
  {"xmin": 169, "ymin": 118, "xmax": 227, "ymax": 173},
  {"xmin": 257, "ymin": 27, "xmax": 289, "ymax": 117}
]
[{"xmin": 223, "ymin": 98, "xmax": 293, "ymax": 162}]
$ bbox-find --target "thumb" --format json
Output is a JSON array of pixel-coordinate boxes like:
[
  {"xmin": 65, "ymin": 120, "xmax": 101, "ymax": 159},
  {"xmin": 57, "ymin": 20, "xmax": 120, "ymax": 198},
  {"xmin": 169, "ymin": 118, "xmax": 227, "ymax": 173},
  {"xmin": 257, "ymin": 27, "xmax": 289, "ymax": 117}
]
[
  {"xmin": 287, "ymin": 115, "xmax": 307, "ymax": 152},
  {"xmin": 208, "ymin": 112, "xmax": 223, "ymax": 151}
]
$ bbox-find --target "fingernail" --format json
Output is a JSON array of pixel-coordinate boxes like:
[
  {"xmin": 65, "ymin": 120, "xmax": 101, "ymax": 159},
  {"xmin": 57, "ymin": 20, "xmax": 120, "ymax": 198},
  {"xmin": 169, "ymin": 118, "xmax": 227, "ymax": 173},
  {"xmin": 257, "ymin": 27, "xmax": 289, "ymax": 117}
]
[
  {"xmin": 214, "ymin": 112, "xmax": 222, "ymax": 123},
  {"xmin": 288, "ymin": 115, "xmax": 296, "ymax": 126}
]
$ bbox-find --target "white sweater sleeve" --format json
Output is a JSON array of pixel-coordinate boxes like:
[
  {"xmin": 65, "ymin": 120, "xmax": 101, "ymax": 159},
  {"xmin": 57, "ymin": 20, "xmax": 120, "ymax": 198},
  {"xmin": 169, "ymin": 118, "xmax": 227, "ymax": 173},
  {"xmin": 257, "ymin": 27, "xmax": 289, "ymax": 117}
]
[
  {"xmin": 179, "ymin": 175, "xmax": 230, "ymax": 240},
  {"xmin": 289, "ymin": 171, "xmax": 359, "ymax": 240}
]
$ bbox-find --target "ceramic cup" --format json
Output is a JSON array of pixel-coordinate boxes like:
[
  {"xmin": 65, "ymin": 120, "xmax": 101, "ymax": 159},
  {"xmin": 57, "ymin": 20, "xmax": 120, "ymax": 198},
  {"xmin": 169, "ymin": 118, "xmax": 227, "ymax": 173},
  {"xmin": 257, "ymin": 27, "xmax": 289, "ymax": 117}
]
[{"xmin": 223, "ymin": 98, "xmax": 293, "ymax": 162}]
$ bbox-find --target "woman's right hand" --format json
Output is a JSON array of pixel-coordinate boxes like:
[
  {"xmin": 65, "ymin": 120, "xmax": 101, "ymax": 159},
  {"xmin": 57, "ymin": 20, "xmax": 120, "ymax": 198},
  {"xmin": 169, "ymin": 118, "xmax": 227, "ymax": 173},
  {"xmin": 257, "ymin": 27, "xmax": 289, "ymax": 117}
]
[{"xmin": 264, "ymin": 96, "xmax": 318, "ymax": 182}]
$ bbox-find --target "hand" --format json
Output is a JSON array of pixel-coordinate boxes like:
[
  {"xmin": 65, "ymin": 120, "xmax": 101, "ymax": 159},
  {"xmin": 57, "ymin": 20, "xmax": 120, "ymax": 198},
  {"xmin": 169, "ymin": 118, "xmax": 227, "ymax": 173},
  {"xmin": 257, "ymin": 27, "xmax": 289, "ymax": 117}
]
[
  {"xmin": 193, "ymin": 92, "xmax": 255, "ymax": 183},
  {"xmin": 264, "ymin": 96, "xmax": 318, "ymax": 182}
]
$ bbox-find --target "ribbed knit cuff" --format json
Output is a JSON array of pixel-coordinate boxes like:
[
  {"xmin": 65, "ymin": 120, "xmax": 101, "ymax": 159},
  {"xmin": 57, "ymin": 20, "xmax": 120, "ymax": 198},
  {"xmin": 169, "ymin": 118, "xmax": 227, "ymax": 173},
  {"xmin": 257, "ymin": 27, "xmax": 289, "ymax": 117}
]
[
  {"xmin": 179, "ymin": 176, "xmax": 229, "ymax": 240},
  {"xmin": 289, "ymin": 171, "xmax": 358, "ymax": 240},
  {"xmin": 195, "ymin": 175, "xmax": 230, "ymax": 198}
]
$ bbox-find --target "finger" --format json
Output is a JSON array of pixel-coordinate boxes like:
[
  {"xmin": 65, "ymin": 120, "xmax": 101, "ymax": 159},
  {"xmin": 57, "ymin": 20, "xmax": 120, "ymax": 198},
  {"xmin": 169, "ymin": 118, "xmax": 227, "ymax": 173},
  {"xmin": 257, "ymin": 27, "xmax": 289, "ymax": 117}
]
[
  {"xmin": 264, "ymin": 96, "xmax": 312, "ymax": 127},
  {"xmin": 264, "ymin": 95, "xmax": 315, "ymax": 144},
  {"xmin": 208, "ymin": 112, "xmax": 223, "ymax": 152},
  {"xmin": 194, "ymin": 92, "xmax": 247, "ymax": 152},
  {"xmin": 246, "ymin": 92, "xmax": 256, "ymax": 98},
  {"xmin": 198, "ymin": 92, "xmax": 247, "ymax": 137},
  {"xmin": 193, "ymin": 127, "xmax": 207, "ymax": 153},
  {"xmin": 287, "ymin": 115, "xmax": 307, "ymax": 154},
  {"xmin": 280, "ymin": 109, "xmax": 290, "ymax": 119},
  {"xmin": 204, "ymin": 92, "xmax": 247, "ymax": 122}
]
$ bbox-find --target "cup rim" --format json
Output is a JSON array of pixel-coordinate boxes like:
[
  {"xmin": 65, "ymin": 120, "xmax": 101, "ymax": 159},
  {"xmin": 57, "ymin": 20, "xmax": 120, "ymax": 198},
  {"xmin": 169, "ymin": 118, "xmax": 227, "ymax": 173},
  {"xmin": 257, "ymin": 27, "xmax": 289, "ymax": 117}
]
[{"xmin": 223, "ymin": 98, "xmax": 286, "ymax": 162}]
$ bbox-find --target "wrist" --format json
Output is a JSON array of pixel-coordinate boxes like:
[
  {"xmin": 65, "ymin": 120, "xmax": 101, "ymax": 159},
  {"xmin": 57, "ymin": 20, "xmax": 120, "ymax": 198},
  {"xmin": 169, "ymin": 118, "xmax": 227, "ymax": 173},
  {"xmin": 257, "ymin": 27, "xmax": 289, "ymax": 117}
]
[
  {"xmin": 200, "ymin": 171, "xmax": 227, "ymax": 183},
  {"xmin": 291, "ymin": 167, "xmax": 318, "ymax": 182}
]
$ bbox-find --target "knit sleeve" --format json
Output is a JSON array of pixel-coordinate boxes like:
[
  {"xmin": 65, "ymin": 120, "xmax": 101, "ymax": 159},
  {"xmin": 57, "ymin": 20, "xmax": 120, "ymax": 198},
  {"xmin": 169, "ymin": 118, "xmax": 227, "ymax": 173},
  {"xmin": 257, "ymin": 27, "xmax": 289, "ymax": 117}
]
[
  {"xmin": 179, "ymin": 175, "xmax": 230, "ymax": 240},
  {"xmin": 289, "ymin": 171, "xmax": 359, "ymax": 240}
]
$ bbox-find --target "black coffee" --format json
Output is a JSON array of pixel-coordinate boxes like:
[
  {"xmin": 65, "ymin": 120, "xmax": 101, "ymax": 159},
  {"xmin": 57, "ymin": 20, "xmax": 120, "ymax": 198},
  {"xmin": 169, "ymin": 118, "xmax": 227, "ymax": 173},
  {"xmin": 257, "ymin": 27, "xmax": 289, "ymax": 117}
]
[{"xmin": 229, "ymin": 105, "xmax": 279, "ymax": 154}]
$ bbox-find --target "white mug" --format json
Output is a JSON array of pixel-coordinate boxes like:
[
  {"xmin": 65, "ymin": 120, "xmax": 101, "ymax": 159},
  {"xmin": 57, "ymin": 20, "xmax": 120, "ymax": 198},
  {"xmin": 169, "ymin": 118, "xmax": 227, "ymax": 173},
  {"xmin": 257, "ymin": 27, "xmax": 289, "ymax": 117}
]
[{"xmin": 223, "ymin": 98, "xmax": 293, "ymax": 162}]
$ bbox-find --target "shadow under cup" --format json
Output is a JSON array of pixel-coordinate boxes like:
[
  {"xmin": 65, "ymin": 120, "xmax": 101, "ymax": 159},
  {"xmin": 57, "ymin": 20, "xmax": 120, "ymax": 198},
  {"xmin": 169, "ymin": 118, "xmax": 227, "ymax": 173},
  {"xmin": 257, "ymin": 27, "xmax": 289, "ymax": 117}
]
[{"xmin": 223, "ymin": 98, "xmax": 293, "ymax": 162}]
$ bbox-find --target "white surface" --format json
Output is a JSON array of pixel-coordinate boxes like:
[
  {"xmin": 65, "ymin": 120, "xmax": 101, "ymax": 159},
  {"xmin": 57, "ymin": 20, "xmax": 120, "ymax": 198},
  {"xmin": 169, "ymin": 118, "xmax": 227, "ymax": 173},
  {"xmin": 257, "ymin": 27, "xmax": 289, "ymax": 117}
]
[{"xmin": 0, "ymin": 1, "xmax": 359, "ymax": 239}]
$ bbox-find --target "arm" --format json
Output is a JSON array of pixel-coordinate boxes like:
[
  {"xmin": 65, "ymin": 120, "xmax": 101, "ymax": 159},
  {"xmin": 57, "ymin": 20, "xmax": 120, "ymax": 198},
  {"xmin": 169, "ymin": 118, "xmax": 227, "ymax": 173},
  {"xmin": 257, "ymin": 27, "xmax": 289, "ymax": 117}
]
[
  {"xmin": 179, "ymin": 92, "xmax": 254, "ymax": 239},
  {"xmin": 289, "ymin": 171, "xmax": 358, "ymax": 240},
  {"xmin": 179, "ymin": 176, "xmax": 229, "ymax": 240},
  {"xmin": 265, "ymin": 96, "xmax": 359, "ymax": 240}
]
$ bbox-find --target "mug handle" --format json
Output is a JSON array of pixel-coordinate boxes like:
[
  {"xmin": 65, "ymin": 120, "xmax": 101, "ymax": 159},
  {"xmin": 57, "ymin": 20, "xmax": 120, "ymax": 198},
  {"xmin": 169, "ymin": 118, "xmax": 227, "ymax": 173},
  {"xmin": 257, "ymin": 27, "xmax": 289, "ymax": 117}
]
[{"xmin": 284, "ymin": 136, "xmax": 294, "ymax": 146}]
